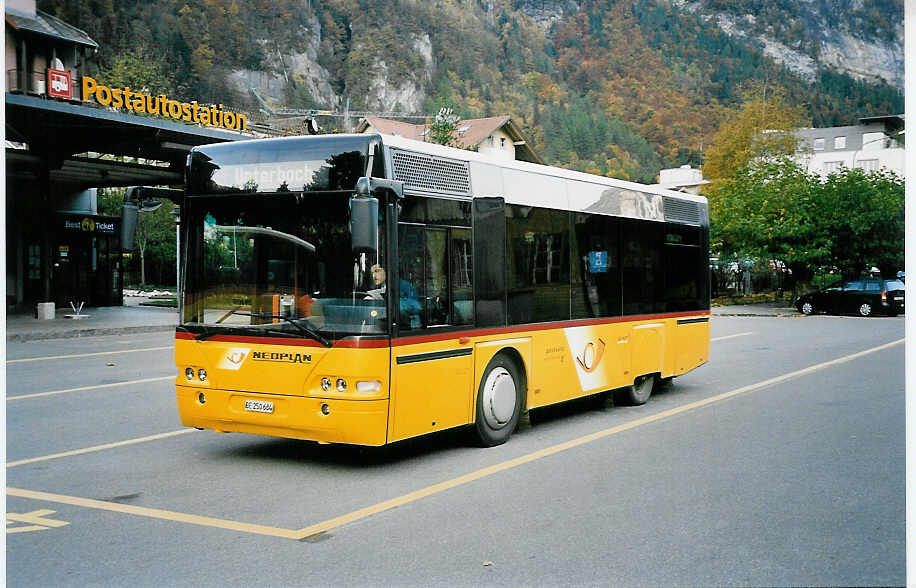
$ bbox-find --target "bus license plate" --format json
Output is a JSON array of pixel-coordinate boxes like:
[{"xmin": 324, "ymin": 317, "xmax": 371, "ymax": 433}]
[{"xmin": 244, "ymin": 399, "xmax": 274, "ymax": 414}]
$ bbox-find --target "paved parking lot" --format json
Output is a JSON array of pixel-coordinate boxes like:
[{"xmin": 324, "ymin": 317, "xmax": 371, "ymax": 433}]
[{"xmin": 5, "ymin": 312, "xmax": 905, "ymax": 586}]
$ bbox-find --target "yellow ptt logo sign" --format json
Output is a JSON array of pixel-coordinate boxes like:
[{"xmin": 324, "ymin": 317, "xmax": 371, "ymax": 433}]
[
  {"xmin": 576, "ymin": 338, "xmax": 606, "ymax": 373},
  {"xmin": 80, "ymin": 218, "xmax": 95, "ymax": 232}
]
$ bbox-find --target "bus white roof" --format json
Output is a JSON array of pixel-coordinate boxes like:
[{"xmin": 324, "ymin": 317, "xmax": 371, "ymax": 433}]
[{"xmin": 378, "ymin": 133, "xmax": 707, "ymax": 225}]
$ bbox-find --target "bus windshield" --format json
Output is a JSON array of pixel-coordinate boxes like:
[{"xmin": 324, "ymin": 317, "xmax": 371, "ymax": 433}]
[{"xmin": 181, "ymin": 191, "xmax": 388, "ymax": 340}]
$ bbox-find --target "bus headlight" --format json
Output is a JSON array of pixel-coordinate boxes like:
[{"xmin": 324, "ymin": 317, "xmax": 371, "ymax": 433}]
[
  {"xmin": 320, "ymin": 377, "xmax": 331, "ymax": 392},
  {"xmin": 356, "ymin": 380, "xmax": 382, "ymax": 394},
  {"xmin": 336, "ymin": 378, "xmax": 347, "ymax": 392},
  {"xmin": 185, "ymin": 367, "xmax": 194, "ymax": 381},
  {"xmin": 198, "ymin": 368, "xmax": 208, "ymax": 381}
]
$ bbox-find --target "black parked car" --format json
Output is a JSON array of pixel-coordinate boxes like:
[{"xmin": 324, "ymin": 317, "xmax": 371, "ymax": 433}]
[{"xmin": 796, "ymin": 278, "xmax": 905, "ymax": 317}]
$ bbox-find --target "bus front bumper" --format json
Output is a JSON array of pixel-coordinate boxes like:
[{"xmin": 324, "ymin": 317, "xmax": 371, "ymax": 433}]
[{"xmin": 176, "ymin": 385, "xmax": 389, "ymax": 446}]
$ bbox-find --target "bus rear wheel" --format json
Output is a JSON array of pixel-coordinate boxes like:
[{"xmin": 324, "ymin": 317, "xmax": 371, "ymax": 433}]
[
  {"xmin": 615, "ymin": 374, "xmax": 655, "ymax": 406},
  {"xmin": 472, "ymin": 354, "xmax": 523, "ymax": 447}
]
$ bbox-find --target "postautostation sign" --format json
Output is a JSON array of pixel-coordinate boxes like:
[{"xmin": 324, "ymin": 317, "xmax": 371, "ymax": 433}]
[{"xmin": 81, "ymin": 76, "xmax": 247, "ymax": 132}]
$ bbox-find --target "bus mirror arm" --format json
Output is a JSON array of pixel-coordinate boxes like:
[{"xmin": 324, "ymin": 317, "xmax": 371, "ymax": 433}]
[{"xmin": 355, "ymin": 177, "xmax": 404, "ymax": 200}]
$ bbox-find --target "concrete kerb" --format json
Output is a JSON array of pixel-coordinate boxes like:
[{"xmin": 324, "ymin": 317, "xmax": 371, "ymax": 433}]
[
  {"xmin": 7, "ymin": 324, "xmax": 177, "ymax": 343},
  {"xmin": 712, "ymin": 303, "xmax": 800, "ymax": 318},
  {"xmin": 6, "ymin": 301, "xmax": 179, "ymax": 342}
]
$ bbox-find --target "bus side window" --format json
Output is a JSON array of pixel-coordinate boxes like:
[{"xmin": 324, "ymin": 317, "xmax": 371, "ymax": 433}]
[
  {"xmin": 621, "ymin": 219, "xmax": 663, "ymax": 315},
  {"xmin": 507, "ymin": 205, "xmax": 570, "ymax": 324},
  {"xmin": 451, "ymin": 228, "xmax": 473, "ymax": 325},
  {"xmin": 663, "ymin": 224, "xmax": 704, "ymax": 311},
  {"xmin": 399, "ymin": 224, "xmax": 474, "ymax": 330},
  {"xmin": 572, "ymin": 213, "xmax": 620, "ymax": 319},
  {"xmin": 398, "ymin": 224, "xmax": 425, "ymax": 330},
  {"xmin": 426, "ymin": 228, "xmax": 449, "ymax": 326}
]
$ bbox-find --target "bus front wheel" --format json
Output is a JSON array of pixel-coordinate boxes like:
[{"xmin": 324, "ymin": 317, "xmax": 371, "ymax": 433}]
[
  {"xmin": 615, "ymin": 374, "xmax": 655, "ymax": 406},
  {"xmin": 472, "ymin": 354, "xmax": 523, "ymax": 447}
]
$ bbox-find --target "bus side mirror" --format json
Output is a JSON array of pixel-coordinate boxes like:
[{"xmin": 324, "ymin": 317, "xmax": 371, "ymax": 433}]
[
  {"xmin": 350, "ymin": 177, "xmax": 403, "ymax": 253},
  {"xmin": 349, "ymin": 195, "xmax": 379, "ymax": 253},
  {"xmin": 120, "ymin": 186, "xmax": 180, "ymax": 251},
  {"xmin": 121, "ymin": 201, "xmax": 139, "ymax": 250}
]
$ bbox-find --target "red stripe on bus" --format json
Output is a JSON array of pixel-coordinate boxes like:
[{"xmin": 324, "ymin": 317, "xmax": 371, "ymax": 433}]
[
  {"xmin": 391, "ymin": 311, "xmax": 709, "ymax": 347},
  {"xmin": 174, "ymin": 330, "xmax": 389, "ymax": 349},
  {"xmin": 174, "ymin": 310, "xmax": 709, "ymax": 348}
]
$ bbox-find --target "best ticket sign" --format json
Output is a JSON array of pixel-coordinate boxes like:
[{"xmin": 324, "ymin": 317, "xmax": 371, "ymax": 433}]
[{"xmin": 81, "ymin": 76, "xmax": 247, "ymax": 132}]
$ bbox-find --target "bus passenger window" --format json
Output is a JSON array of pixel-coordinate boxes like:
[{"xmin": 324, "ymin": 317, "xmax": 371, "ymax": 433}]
[
  {"xmin": 572, "ymin": 213, "xmax": 620, "ymax": 318},
  {"xmin": 426, "ymin": 228, "xmax": 449, "ymax": 326},
  {"xmin": 507, "ymin": 205, "xmax": 570, "ymax": 324},
  {"xmin": 398, "ymin": 225, "xmax": 425, "ymax": 330},
  {"xmin": 399, "ymin": 224, "xmax": 474, "ymax": 330},
  {"xmin": 621, "ymin": 220, "xmax": 663, "ymax": 315},
  {"xmin": 663, "ymin": 225, "xmax": 705, "ymax": 311},
  {"xmin": 451, "ymin": 229, "xmax": 473, "ymax": 325}
]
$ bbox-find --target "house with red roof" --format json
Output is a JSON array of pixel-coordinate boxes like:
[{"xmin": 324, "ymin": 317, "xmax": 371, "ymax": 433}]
[{"xmin": 357, "ymin": 115, "xmax": 544, "ymax": 164}]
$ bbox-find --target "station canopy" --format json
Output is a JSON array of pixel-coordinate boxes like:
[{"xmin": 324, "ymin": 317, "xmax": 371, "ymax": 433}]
[{"xmin": 6, "ymin": 93, "xmax": 248, "ymax": 190}]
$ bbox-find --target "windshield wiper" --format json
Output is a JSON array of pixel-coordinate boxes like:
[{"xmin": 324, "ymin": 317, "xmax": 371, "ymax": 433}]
[
  {"xmin": 194, "ymin": 326, "xmax": 221, "ymax": 341},
  {"xmin": 223, "ymin": 311, "xmax": 332, "ymax": 347},
  {"xmin": 192, "ymin": 311, "xmax": 332, "ymax": 347},
  {"xmin": 262, "ymin": 316, "xmax": 333, "ymax": 348}
]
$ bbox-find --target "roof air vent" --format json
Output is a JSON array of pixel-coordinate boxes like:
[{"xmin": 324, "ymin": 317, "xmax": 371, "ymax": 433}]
[{"xmin": 391, "ymin": 148, "xmax": 471, "ymax": 197}]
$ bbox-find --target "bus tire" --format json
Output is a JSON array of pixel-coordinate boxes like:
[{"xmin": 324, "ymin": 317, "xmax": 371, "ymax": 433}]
[
  {"xmin": 472, "ymin": 354, "xmax": 524, "ymax": 447},
  {"xmin": 615, "ymin": 374, "xmax": 655, "ymax": 406}
]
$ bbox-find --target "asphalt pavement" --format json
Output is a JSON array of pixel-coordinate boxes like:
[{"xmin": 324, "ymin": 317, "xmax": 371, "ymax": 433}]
[
  {"xmin": 5, "ymin": 308, "xmax": 904, "ymax": 586},
  {"xmin": 4, "ymin": 299, "xmax": 798, "ymax": 342}
]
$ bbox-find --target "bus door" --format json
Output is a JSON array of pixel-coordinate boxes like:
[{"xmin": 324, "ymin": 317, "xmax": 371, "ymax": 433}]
[{"xmin": 389, "ymin": 223, "xmax": 475, "ymax": 441}]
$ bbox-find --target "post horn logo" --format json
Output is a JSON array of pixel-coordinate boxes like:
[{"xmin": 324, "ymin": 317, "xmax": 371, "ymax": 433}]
[
  {"xmin": 576, "ymin": 338, "xmax": 606, "ymax": 373},
  {"xmin": 226, "ymin": 350, "xmax": 248, "ymax": 365}
]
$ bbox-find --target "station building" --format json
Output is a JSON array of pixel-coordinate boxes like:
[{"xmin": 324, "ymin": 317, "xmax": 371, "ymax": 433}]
[{"xmin": 5, "ymin": 0, "xmax": 249, "ymax": 312}]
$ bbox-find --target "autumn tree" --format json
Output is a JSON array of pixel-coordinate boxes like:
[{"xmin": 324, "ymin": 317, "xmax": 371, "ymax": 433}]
[
  {"xmin": 710, "ymin": 158, "xmax": 904, "ymax": 289},
  {"xmin": 702, "ymin": 86, "xmax": 808, "ymax": 182},
  {"xmin": 97, "ymin": 52, "xmax": 173, "ymax": 98},
  {"xmin": 817, "ymin": 166, "xmax": 905, "ymax": 278}
]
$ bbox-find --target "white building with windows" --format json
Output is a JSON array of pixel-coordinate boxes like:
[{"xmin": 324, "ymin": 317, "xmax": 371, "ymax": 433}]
[{"xmin": 794, "ymin": 115, "xmax": 904, "ymax": 178}]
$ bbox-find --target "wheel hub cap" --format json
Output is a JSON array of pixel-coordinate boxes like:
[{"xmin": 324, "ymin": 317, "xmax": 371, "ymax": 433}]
[{"xmin": 482, "ymin": 367, "xmax": 516, "ymax": 428}]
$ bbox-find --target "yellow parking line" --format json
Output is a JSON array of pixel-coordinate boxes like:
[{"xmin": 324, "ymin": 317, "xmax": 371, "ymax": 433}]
[
  {"xmin": 5, "ymin": 488, "xmax": 301, "ymax": 539},
  {"xmin": 7, "ymin": 346, "xmax": 173, "ymax": 364},
  {"xmin": 7, "ymin": 338, "xmax": 903, "ymax": 541},
  {"xmin": 7, "ymin": 376, "xmax": 174, "ymax": 402},
  {"xmin": 291, "ymin": 337, "xmax": 904, "ymax": 539},
  {"xmin": 6, "ymin": 429, "xmax": 194, "ymax": 468}
]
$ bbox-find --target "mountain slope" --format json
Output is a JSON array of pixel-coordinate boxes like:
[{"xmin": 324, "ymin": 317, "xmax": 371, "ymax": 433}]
[{"xmin": 39, "ymin": 0, "xmax": 904, "ymax": 183}]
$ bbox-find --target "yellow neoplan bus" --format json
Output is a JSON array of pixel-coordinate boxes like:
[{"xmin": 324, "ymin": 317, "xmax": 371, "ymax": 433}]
[{"xmin": 175, "ymin": 133, "xmax": 710, "ymax": 447}]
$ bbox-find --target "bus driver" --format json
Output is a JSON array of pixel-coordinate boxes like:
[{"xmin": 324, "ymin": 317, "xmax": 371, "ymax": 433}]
[{"xmin": 366, "ymin": 264, "xmax": 422, "ymax": 327}]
